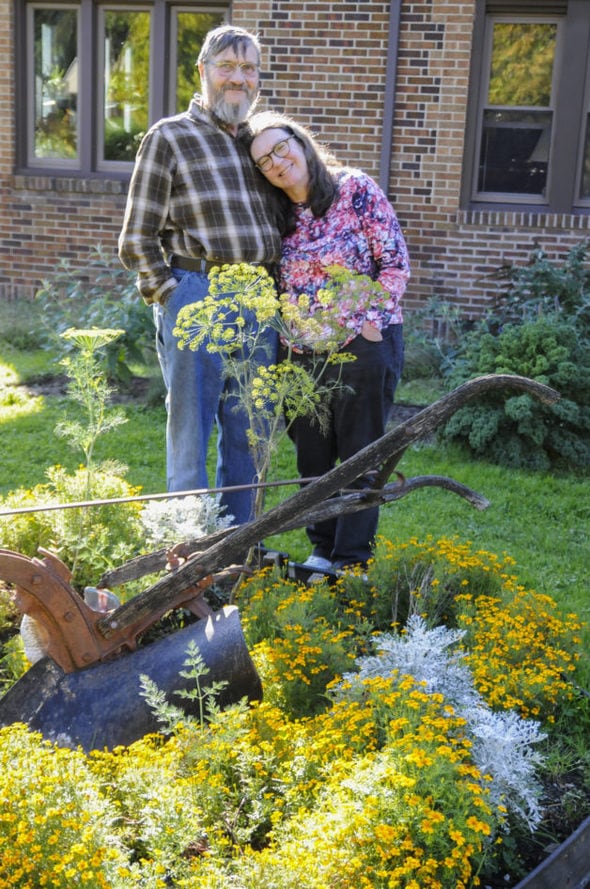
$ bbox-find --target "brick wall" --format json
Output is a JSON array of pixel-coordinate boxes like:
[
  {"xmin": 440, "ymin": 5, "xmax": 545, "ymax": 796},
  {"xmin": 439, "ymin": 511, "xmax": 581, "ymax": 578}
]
[
  {"xmin": 3, "ymin": 178, "xmax": 129, "ymax": 301},
  {"xmin": 1, "ymin": 0, "xmax": 589, "ymax": 314},
  {"xmin": 236, "ymin": 0, "xmax": 590, "ymax": 319}
]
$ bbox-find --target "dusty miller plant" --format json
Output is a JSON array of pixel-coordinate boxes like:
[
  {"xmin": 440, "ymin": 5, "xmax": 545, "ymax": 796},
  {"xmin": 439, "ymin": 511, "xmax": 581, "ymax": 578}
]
[
  {"xmin": 140, "ymin": 494, "xmax": 235, "ymax": 547},
  {"xmin": 335, "ymin": 615, "xmax": 547, "ymax": 830}
]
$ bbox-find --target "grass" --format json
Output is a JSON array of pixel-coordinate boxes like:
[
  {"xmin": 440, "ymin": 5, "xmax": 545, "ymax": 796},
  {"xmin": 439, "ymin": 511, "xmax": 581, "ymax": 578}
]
[
  {"xmin": 1, "ymin": 334, "xmax": 589, "ymax": 678},
  {"xmin": 396, "ymin": 374, "xmax": 446, "ymax": 405},
  {"xmin": 269, "ymin": 440, "xmax": 590, "ymax": 678}
]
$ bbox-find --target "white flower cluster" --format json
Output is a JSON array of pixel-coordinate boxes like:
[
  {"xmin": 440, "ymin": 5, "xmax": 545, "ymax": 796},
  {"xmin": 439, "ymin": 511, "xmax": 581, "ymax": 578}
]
[
  {"xmin": 336, "ymin": 615, "xmax": 546, "ymax": 830},
  {"xmin": 140, "ymin": 495, "xmax": 234, "ymax": 547}
]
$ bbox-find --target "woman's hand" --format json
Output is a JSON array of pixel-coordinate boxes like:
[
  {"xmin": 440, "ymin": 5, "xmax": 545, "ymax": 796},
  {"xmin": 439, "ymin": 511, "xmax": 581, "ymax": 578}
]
[{"xmin": 360, "ymin": 320, "xmax": 383, "ymax": 342}]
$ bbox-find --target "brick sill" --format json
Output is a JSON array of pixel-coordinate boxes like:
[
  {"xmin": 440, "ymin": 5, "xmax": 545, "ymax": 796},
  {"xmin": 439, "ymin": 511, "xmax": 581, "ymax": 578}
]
[
  {"xmin": 12, "ymin": 173, "xmax": 129, "ymax": 196},
  {"xmin": 457, "ymin": 208, "xmax": 590, "ymax": 230}
]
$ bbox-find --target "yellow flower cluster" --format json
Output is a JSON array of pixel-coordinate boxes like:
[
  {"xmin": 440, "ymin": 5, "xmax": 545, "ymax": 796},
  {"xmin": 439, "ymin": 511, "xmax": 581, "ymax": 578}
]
[
  {"xmin": 0, "ymin": 535, "xmax": 584, "ymax": 888},
  {"xmin": 250, "ymin": 362, "xmax": 320, "ymax": 418},
  {"xmin": 241, "ymin": 571, "xmax": 359, "ymax": 717},
  {"xmin": 0, "ymin": 723, "xmax": 129, "ymax": 888},
  {"xmin": 173, "ymin": 263, "xmax": 279, "ymax": 353},
  {"xmin": 359, "ymin": 535, "xmax": 583, "ymax": 721},
  {"xmin": 205, "ymin": 673, "xmax": 495, "ymax": 889},
  {"xmin": 457, "ymin": 588, "xmax": 582, "ymax": 719},
  {"xmin": 61, "ymin": 327, "xmax": 125, "ymax": 353},
  {"xmin": 278, "ymin": 290, "xmax": 347, "ymax": 353}
]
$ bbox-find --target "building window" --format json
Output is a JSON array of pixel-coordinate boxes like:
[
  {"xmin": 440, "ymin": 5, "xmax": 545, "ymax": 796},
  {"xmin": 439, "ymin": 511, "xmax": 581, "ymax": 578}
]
[
  {"xmin": 31, "ymin": 8, "xmax": 79, "ymax": 162},
  {"xmin": 101, "ymin": 10, "xmax": 151, "ymax": 164},
  {"xmin": 476, "ymin": 18, "xmax": 558, "ymax": 199},
  {"xmin": 18, "ymin": 2, "xmax": 227, "ymax": 177},
  {"xmin": 464, "ymin": 0, "xmax": 590, "ymax": 212}
]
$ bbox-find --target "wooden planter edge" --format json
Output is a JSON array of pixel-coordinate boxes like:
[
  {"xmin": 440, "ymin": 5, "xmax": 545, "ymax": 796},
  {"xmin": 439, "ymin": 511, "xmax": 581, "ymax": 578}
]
[{"xmin": 513, "ymin": 815, "xmax": 590, "ymax": 889}]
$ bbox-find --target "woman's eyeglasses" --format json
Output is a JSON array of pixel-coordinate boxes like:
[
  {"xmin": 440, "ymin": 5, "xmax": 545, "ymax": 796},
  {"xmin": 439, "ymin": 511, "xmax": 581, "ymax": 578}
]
[{"xmin": 254, "ymin": 136, "xmax": 293, "ymax": 172}]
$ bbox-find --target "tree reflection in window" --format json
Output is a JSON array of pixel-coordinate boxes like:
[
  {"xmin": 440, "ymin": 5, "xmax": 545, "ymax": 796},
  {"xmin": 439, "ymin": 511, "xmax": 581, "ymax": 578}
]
[
  {"xmin": 173, "ymin": 13, "xmax": 225, "ymax": 113},
  {"xmin": 103, "ymin": 12, "xmax": 150, "ymax": 162},
  {"xmin": 478, "ymin": 21, "xmax": 557, "ymax": 196},
  {"xmin": 33, "ymin": 10, "xmax": 78, "ymax": 160}
]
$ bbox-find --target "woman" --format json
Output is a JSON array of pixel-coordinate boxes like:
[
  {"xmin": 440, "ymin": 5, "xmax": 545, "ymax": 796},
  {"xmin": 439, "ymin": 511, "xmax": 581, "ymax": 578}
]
[{"xmin": 246, "ymin": 111, "xmax": 411, "ymax": 571}]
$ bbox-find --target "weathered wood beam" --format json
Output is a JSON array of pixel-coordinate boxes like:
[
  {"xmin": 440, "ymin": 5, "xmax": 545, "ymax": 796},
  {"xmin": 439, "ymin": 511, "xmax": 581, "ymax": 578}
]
[{"xmin": 97, "ymin": 374, "xmax": 559, "ymax": 640}]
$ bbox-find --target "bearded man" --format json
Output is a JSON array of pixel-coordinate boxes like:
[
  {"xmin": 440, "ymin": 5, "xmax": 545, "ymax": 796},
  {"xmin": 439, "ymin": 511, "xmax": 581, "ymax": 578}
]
[{"xmin": 119, "ymin": 25, "xmax": 280, "ymax": 523}]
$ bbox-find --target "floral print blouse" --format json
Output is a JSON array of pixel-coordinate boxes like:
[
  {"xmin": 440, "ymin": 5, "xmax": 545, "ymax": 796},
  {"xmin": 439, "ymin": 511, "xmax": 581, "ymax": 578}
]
[{"xmin": 279, "ymin": 168, "xmax": 410, "ymax": 349}]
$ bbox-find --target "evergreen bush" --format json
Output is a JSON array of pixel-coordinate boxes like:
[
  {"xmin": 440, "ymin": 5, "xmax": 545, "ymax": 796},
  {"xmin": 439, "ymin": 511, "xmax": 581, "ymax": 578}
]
[{"xmin": 441, "ymin": 242, "xmax": 590, "ymax": 469}]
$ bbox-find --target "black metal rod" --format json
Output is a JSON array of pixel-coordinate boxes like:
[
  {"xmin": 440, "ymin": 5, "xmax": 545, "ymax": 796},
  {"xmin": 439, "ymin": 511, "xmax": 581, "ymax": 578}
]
[{"xmin": 0, "ymin": 477, "xmax": 321, "ymax": 518}]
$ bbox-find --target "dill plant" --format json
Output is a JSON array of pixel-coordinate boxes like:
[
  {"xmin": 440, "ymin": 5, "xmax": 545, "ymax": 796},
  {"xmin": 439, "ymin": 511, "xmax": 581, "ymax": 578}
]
[
  {"xmin": 173, "ymin": 263, "xmax": 366, "ymax": 519},
  {"xmin": 56, "ymin": 328, "xmax": 128, "ymax": 474},
  {"xmin": 0, "ymin": 328, "xmax": 145, "ymax": 589}
]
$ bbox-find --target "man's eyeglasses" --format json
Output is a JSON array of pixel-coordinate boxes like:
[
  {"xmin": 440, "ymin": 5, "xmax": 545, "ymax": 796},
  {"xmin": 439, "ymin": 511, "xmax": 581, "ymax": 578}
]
[
  {"xmin": 208, "ymin": 60, "xmax": 259, "ymax": 79},
  {"xmin": 254, "ymin": 137, "xmax": 293, "ymax": 172}
]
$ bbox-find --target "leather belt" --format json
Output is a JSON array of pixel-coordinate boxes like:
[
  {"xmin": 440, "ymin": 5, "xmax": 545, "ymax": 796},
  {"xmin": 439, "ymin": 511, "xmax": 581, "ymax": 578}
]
[{"xmin": 170, "ymin": 254, "xmax": 274, "ymax": 274}]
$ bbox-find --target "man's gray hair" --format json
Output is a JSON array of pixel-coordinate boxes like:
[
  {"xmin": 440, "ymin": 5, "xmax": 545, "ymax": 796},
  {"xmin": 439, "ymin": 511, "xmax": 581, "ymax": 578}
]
[{"xmin": 197, "ymin": 24, "xmax": 261, "ymax": 66}]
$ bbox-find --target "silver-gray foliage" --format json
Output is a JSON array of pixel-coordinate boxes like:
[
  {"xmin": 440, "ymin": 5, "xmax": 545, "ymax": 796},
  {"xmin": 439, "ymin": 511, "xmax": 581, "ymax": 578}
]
[{"xmin": 335, "ymin": 615, "xmax": 546, "ymax": 830}]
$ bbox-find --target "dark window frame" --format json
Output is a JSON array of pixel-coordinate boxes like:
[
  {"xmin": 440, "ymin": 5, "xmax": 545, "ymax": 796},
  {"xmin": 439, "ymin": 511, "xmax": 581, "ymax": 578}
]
[
  {"xmin": 14, "ymin": 0, "xmax": 228, "ymax": 180},
  {"xmin": 461, "ymin": 0, "xmax": 590, "ymax": 213}
]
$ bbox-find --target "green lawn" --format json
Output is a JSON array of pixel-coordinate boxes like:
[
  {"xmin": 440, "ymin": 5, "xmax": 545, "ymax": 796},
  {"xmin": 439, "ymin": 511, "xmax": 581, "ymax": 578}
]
[{"xmin": 1, "ymin": 347, "xmax": 588, "ymax": 673}]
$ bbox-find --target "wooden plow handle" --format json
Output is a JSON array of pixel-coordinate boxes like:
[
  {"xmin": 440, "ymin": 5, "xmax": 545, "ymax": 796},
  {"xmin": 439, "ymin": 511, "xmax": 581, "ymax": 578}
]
[
  {"xmin": 97, "ymin": 374, "xmax": 559, "ymax": 640},
  {"xmin": 0, "ymin": 374, "xmax": 560, "ymax": 672}
]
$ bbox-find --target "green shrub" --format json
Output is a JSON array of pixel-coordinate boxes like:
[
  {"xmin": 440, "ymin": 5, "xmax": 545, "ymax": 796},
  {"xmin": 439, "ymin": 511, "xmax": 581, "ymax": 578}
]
[
  {"xmin": 0, "ymin": 464, "xmax": 144, "ymax": 591},
  {"xmin": 35, "ymin": 246, "xmax": 156, "ymax": 385},
  {"xmin": 0, "ymin": 300, "xmax": 47, "ymax": 351},
  {"xmin": 441, "ymin": 242, "xmax": 590, "ymax": 469},
  {"xmin": 103, "ymin": 119, "xmax": 144, "ymax": 162},
  {"xmin": 489, "ymin": 239, "xmax": 590, "ymax": 323},
  {"xmin": 402, "ymin": 296, "xmax": 462, "ymax": 382}
]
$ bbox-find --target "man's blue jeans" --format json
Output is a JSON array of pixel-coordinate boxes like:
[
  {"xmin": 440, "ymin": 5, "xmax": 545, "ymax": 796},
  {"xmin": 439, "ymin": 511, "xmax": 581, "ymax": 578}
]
[{"xmin": 153, "ymin": 268, "xmax": 278, "ymax": 524}]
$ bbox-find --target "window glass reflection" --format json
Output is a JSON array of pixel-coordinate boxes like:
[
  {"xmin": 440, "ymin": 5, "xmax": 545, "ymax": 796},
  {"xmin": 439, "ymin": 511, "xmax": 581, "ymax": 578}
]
[
  {"xmin": 175, "ymin": 12, "xmax": 225, "ymax": 113},
  {"xmin": 103, "ymin": 12, "xmax": 150, "ymax": 162},
  {"xmin": 488, "ymin": 22, "xmax": 557, "ymax": 107},
  {"xmin": 33, "ymin": 10, "xmax": 78, "ymax": 159},
  {"xmin": 479, "ymin": 110, "xmax": 552, "ymax": 194},
  {"xmin": 478, "ymin": 21, "xmax": 557, "ymax": 196}
]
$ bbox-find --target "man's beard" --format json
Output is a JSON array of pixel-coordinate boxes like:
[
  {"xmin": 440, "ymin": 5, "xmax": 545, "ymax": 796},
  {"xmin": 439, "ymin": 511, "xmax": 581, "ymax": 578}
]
[{"xmin": 206, "ymin": 83, "xmax": 259, "ymax": 125}]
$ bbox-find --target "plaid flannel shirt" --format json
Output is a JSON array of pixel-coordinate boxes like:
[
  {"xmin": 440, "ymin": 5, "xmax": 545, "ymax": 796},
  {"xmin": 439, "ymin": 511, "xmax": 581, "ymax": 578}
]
[{"xmin": 119, "ymin": 96, "xmax": 281, "ymax": 304}]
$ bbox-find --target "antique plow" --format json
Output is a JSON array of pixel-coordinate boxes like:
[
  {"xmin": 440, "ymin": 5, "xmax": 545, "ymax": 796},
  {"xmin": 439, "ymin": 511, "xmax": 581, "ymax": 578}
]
[{"xmin": 0, "ymin": 375, "xmax": 559, "ymax": 750}]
